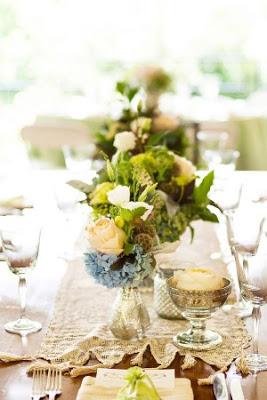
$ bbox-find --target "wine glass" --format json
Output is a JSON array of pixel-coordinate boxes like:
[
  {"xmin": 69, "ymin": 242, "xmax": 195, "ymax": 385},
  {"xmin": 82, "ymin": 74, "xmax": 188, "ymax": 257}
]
[
  {"xmin": 234, "ymin": 251, "xmax": 267, "ymax": 372},
  {"xmin": 225, "ymin": 211, "xmax": 265, "ymax": 318},
  {"xmin": 54, "ymin": 183, "xmax": 85, "ymax": 260},
  {"xmin": 213, "ymin": 149, "xmax": 240, "ymax": 184},
  {"xmin": 209, "ymin": 181, "xmax": 242, "ymax": 261},
  {"xmin": 0, "ymin": 216, "xmax": 42, "ymax": 335},
  {"xmin": 197, "ymin": 131, "xmax": 228, "ymax": 169}
]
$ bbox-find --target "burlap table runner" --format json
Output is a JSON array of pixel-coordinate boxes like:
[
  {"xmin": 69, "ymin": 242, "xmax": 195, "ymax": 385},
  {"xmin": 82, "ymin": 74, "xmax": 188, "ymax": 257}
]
[
  {"xmin": 32, "ymin": 222, "xmax": 250, "ymax": 375},
  {"xmin": 0, "ymin": 222, "xmax": 250, "ymax": 374}
]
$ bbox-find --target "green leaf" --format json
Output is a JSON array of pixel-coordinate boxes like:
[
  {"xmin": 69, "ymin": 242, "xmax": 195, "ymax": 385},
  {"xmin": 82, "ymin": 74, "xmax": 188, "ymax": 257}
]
[
  {"xmin": 116, "ymin": 81, "xmax": 127, "ymax": 95},
  {"xmin": 128, "ymin": 87, "xmax": 139, "ymax": 102},
  {"xmin": 120, "ymin": 208, "xmax": 134, "ymax": 222},
  {"xmin": 198, "ymin": 207, "xmax": 219, "ymax": 222},
  {"xmin": 193, "ymin": 171, "xmax": 214, "ymax": 205},
  {"xmin": 67, "ymin": 180, "xmax": 93, "ymax": 194},
  {"xmin": 138, "ymin": 184, "xmax": 157, "ymax": 202},
  {"xmin": 120, "ymin": 206, "xmax": 147, "ymax": 221},
  {"xmin": 137, "ymin": 99, "xmax": 143, "ymax": 113},
  {"xmin": 146, "ymin": 132, "xmax": 165, "ymax": 146},
  {"xmin": 189, "ymin": 224, "xmax": 195, "ymax": 243},
  {"xmin": 131, "ymin": 207, "xmax": 146, "ymax": 218},
  {"xmin": 106, "ymin": 160, "xmax": 115, "ymax": 181},
  {"xmin": 124, "ymin": 242, "xmax": 134, "ymax": 255}
]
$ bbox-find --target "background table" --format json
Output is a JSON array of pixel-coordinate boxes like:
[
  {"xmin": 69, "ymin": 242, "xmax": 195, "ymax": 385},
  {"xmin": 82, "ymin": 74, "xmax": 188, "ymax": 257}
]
[{"xmin": 1, "ymin": 170, "xmax": 267, "ymax": 399}]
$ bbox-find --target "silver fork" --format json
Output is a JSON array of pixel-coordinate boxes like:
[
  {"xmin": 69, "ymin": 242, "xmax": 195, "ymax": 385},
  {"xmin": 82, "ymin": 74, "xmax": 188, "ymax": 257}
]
[
  {"xmin": 31, "ymin": 369, "xmax": 47, "ymax": 400},
  {"xmin": 46, "ymin": 367, "xmax": 62, "ymax": 400}
]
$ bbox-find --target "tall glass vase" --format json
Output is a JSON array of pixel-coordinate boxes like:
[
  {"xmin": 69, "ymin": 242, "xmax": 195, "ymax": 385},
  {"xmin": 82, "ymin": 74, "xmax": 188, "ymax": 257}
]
[{"xmin": 109, "ymin": 287, "xmax": 150, "ymax": 340}]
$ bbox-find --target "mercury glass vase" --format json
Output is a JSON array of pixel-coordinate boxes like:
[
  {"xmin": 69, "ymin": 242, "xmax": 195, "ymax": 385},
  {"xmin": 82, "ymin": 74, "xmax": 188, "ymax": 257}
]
[
  {"xmin": 154, "ymin": 267, "xmax": 184, "ymax": 320},
  {"xmin": 109, "ymin": 287, "xmax": 150, "ymax": 340}
]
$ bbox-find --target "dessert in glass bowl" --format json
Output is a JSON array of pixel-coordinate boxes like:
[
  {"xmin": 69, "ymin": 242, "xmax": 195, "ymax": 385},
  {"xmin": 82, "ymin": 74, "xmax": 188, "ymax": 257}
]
[{"xmin": 168, "ymin": 268, "xmax": 231, "ymax": 350}]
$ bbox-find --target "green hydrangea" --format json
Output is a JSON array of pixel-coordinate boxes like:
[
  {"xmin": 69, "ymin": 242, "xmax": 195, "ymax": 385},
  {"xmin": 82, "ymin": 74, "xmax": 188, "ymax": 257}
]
[
  {"xmin": 155, "ymin": 206, "xmax": 189, "ymax": 242},
  {"xmin": 131, "ymin": 147, "xmax": 175, "ymax": 183}
]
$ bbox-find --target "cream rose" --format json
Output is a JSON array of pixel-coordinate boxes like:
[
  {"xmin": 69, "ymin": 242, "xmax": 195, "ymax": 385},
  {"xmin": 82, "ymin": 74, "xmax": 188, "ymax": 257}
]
[
  {"xmin": 114, "ymin": 131, "xmax": 136, "ymax": 152},
  {"xmin": 87, "ymin": 218, "xmax": 126, "ymax": 256},
  {"xmin": 174, "ymin": 154, "xmax": 196, "ymax": 178},
  {"xmin": 107, "ymin": 185, "xmax": 130, "ymax": 207},
  {"xmin": 124, "ymin": 201, "xmax": 153, "ymax": 221}
]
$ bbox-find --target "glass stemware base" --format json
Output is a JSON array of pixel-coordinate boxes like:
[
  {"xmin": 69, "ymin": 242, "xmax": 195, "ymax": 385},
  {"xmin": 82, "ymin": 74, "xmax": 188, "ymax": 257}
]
[
  {"xmin": 173, "ymin": 326, "xmax": 222, "ymax": 351},
  {"xmin": 222, "ymin": 300, "xmax": 252, "ymax": 319},
  {"xmin": 5, "ymin": 318, "xmax": 42, "ymax": 336}
]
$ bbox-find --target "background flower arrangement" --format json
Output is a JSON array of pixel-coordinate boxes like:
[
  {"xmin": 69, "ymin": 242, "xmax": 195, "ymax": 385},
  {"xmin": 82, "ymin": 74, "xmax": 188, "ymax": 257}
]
[{"xmin": 95, "ymin": 68, "xmax": 188, "ymax": 159}]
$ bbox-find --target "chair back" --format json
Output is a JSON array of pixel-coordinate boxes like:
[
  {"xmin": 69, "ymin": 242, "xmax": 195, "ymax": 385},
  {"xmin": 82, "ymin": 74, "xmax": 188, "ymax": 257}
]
[{"xmin": 21, "ymin": 124, "xmax": 92, "ymax": 149}]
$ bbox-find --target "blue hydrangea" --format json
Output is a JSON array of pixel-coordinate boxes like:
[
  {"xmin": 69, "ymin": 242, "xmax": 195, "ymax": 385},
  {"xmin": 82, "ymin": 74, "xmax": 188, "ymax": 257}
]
[{"xmin": 84, "ymin": 245, "xmax": 154, "ymax": 288}]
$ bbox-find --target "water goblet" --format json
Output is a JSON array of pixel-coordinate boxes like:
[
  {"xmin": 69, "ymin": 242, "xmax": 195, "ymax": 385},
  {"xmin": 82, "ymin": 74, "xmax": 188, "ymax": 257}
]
[
  {"xmin": 197, "ymin": 130, "xmax": 228, "ymax": 169},
  {"xmin": 168, "ymin": 276, "xmax": 231, "ymax": 350},
  {"xmin": 54, "ymin": 183, "xmax": 85, "ymax": 260},
  {"xmin": 209, "ymin": 181, "xmax": 242, "ymax": 261},
  {"xmin": 224, "ymin": 211, "xmax": 264, "ymax": 318},
  {"xmin": 0, "ymin": 216, "xmax": 42, "ymax": 335},
  {"xmin": 208, "ymin": 149, "xmax": 240, "ymax": 189},
  {"xmin": 234, "ymin": 252, "xmax": 267, "ymax": 372}
]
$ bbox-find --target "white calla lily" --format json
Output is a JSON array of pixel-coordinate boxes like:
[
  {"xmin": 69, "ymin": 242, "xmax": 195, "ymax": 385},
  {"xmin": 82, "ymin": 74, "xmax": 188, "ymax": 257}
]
[{"xmin": 107, "ymin": 185, "xmax": 130, "ymax": 207}]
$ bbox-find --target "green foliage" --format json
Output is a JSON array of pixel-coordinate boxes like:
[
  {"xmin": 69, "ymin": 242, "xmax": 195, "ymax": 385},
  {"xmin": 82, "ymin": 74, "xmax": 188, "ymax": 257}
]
[
  {"xmin": 154, "ymin": 205, "xmax": 189, "ymax": 243},
  {"xmin": 116, "ymin": 81, "xmax": 139, "ymax": 102},
  {"xmin": 120, "ymin": 207, "xmax": 146, "ymax": 222},
  {"xmin": 160, "ymin": 126, "xmax": 189, "ymax": 155},
  {"xmin": 95, "ymin": 132, "xmax": 115, "ymax": 157},
  {"xmin": 197, "ymin": 207, "xmax": 219, "ymax": 222},
  {"xmin": 138, "ymin": 183, "xmax": 157, "ymax": 202},
  {"xmin": 131, "ymin": 147, "xmax": 175, "ymax": 183},
  {"xmin": 193, "ymin": 171, "xmax": 214, "ymax": 205},
  {"xmin": 94, "ymin": 78, "xmax": 189, "ymax": 157},
  {"xmin": 140, "ymin": 68, "xmax": 173, "ymax": 94}
]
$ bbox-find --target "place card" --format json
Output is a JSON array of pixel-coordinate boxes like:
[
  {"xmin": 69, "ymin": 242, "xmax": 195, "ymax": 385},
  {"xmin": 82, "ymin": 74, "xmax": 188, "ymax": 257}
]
[{"xmin": 95, "ymin": 368, "xmax": 175, "ymax": 389}]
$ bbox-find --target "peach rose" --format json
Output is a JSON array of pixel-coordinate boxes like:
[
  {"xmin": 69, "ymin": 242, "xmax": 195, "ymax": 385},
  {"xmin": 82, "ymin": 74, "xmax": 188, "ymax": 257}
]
[
  {"xmin": 87, "ymin": 218, "xmax": 126, "ymax": 256},
  {"xmin": 152, "ymin": 114, "xmax": 179, "ymax": 132}
]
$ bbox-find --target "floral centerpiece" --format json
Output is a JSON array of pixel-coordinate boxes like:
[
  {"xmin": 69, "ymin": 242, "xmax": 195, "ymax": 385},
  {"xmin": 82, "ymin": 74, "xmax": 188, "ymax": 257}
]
[
  {"xmin": 95, "ymin": 78, "xmax": 188, "ymax": 159},
  {"xmin": 69, "ymin": 69, "xmax": 218, "ymax": 338},
  {"xmin": 70, "ymin": 127, "xmax": 217, "ymax": 337}
]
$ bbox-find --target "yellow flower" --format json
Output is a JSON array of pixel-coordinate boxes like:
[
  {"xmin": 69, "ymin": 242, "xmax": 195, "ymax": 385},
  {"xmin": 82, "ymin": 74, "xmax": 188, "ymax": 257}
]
[
  {"xmin": 90, "ymin": 182, "xmax": 114, "ymax": 205},
  {"xmin": 115, "ymin": 216, "xmax": 125, "ymax": 228},
  {"xmin": 86, "ymin": 218, "xmax": 126, "ymax": 256}
]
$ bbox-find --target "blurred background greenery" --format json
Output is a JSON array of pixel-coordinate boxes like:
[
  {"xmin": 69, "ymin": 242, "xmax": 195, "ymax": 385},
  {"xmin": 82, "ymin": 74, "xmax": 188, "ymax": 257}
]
[{"xmin": 1, "ymin": 0, "xmax": 267, "ymax": 168}]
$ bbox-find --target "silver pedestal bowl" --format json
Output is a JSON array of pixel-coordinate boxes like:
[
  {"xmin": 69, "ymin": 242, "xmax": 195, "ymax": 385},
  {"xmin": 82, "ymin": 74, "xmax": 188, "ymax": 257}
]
[{"xmin": 168, "ymin": 277, "xmax": 232, "ymax": 351}]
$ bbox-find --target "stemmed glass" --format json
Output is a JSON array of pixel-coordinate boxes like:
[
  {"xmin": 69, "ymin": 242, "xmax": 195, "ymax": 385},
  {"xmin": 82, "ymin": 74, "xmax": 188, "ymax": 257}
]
[
  {"xmin": 225, "ymin": 211, "xmax": 265, "ymax": 318},
  {"xmin": 234, "ymin": 251, "xmax": 267, "ymax": 372},
  {"xmin": 54, "ymin": 183, "xmax": 85, "ymax": 260},
  {"xmin": 209, "ymin": 181, "xmax": 242, "ymax": 261},
  {"xmin": 0, "ymin": 216, "xmax": 42, "ymax": 335}
]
